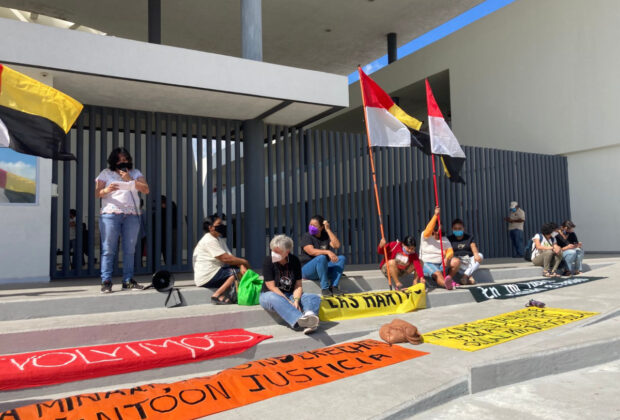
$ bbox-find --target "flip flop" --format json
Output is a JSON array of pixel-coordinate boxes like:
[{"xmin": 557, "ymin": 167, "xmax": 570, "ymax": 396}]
[
  {"xmin": 211, "ymin": 295, "xmax": 233, "ymax": 305},
  {"xmin": 394, "ymin": 283, "xmax": 404, "ymax": 291}
]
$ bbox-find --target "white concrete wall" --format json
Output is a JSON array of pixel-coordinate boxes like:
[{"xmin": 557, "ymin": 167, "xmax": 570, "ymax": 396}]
[
  {"xmin": 324, "ymin": 0, "xmax": 620, "ymax": 251},
  {"xmin": 566, "ymin": 144, "xmax": 620, "ymax": 252}
]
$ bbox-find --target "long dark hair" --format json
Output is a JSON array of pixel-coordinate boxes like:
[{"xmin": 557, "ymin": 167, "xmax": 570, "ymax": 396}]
[{"xmin": 107, "ymin": 148, "xmax": 133, "ymax": 171}]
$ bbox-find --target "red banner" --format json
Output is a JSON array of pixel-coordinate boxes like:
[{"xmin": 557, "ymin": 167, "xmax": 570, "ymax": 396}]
[
  {"xmin": 3, "ymin": 340, "xmax": 428, "ymax": 420},
  {"xmin": 0, "ymin": 329, "xmax": 271, "ymax": 391}
]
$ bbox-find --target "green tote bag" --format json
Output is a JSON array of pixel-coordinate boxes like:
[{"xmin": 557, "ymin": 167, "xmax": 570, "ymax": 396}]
[{"xmin": 237, "ymin": 269, "xmax": 263, "ymax": 306}]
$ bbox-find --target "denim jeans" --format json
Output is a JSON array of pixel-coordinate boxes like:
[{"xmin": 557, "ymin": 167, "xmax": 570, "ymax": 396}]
[
  {"xmin": 562, "ymin": 248, "xmax": 584, "ymax": 272},
  {"xmin": 100, "ymin": 213, "xmax": 141, "ymax": 283},
  {"xmin": 301, "ymin": 255, "xmax": 346, "ymax": 290},
  {"xmin": 509, "ymin": 229, "xmax": 524, "ymax": 257},
  {"xmin": 259, "ymin": 291, "xmax": 321, "ymax": 328}
]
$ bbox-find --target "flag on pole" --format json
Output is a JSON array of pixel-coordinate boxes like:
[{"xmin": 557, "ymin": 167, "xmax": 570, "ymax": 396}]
[
  {"xmin": 358, "ymin": 68, "xmax": 426, "ymax": 148},
  {"xmin": 0, "ymin": 64, "xmax": 83, "ymax": 160},
  {"xmin": 425, "ymin": 79, "xmax": 466, "ymax": 183}
]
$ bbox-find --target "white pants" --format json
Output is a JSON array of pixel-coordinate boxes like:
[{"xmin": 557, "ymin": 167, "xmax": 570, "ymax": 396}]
[{"xmin": 459, "ymin": 253, "xmax": 484, "ymax": 276}]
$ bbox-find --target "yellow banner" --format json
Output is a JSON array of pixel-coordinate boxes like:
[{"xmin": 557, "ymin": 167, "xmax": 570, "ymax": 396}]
[
  {"xmin": 423, "ymin": 307, "xmax": 598, "ymax": 351},
  {"xmin": 319, "ymin": 283, "xmax": 426, "ymax": 321}
]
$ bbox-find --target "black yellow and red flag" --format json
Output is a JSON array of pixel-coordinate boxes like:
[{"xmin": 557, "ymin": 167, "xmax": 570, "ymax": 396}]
[{"xmin": 0, "ymin": 64, "xmax": 83, "ymax": 160}]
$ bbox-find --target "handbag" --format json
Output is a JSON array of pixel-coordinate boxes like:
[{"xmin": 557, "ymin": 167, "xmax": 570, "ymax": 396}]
[{"xmin": 237, "ymin": 269, "xmax": 263, "ymax": 306}]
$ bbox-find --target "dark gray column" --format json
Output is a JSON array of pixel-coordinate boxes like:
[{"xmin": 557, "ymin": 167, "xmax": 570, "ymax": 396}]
[
  {"xmin": 148, "ymin": 0, "xmax": 161, "ymax": 44},
  {"xmin": 241, "ymin": 0, "xmax": 263, "ymax": 61},
  {"xmin": 387, "ymin": 32, "xmax": 397, "ymax": 64},
  {"xmin": 243, "ymin": 119, "xmax": 266, "ymax": 268}
]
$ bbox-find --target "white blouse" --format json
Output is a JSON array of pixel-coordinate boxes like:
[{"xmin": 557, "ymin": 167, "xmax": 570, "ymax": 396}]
[{"xmin": 95, "ymin": 168, "xmax": 143, "ymax": 215}]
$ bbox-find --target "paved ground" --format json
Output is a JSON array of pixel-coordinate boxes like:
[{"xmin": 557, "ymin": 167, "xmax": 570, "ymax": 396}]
[{"xmin": 414, "ymin": 360, "xmax": 620, "ymax": 420}]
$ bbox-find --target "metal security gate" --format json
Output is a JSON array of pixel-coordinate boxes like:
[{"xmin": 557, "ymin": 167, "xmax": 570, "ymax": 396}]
[
  {"xmin": 51, "ymin": 106, "xmax": 244, "ymax": 279},
  {"xmin": 51, "ymin": 108, "xmax": 571, "ymax": 278},
  {"xmin": 264, "ymin": 126, "xmax": 571, "ymax": 263}
]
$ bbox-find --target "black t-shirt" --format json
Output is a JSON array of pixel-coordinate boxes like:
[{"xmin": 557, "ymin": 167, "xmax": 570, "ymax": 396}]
[
  {"xmin": 567, "ymin": 232, "xmax": 579, "ymax": 244},
  {"xmin": 447, "ymin": 233, "xmax": 475, "ymax": 257},
  {"xmin": 557, "ymin": 232, "xmax": 579, "ymax": 248},
  {"xmin": 261, "ymin": 254, "xmax": 302, "ymax": 293},
  {"xmin": 299, "ymin": 231, "xmax": 333, "ymax": 265},
  {"xmin": 555, "ymin": 233, "xmax": 569, "ymax": 248}
]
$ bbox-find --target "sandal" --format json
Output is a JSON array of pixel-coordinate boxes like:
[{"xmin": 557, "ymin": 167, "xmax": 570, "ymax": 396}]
[
  {"xmin": 394, "ymin": 282, "xmax": 404, "ymax": 291},
  {"xmin": 211, "ymin": 295, "xmax": 232, "ymax": 305},
  {"xmin": 542, "ymin": 271, "xmax": 552, "ymax": 278}
]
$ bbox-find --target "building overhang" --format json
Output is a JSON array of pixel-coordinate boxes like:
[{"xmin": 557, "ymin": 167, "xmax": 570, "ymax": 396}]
[{"xmin": 0, "ymin": 18, "xmax": 347, "ymax": 126}]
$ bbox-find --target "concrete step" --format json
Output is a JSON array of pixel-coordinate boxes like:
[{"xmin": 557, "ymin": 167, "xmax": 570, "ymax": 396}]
[
  {"xmin": 0, "ymin": 261, "xmax": 610, "ymax": 322},
  {"xmin": 1, "ymin": 267, "xmax": 618, "ymax": 415}
]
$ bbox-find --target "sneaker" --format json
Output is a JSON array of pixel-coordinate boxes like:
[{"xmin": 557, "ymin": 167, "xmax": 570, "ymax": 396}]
[
  {"xmin": 303, "ymin": 326, "xmax": 318, "ymax": 335},
  {"xmin": 444, "ymin": 275, "xmax": 455, "ymax": 290},
  {"xmin": 121, "ymin": 279, "xmax": 144, "ymax": 290},
  {"xmin": 297, "ymin": 313, "xmax": 319, "ymax": 329},
  {"xmin": 101, "ymin": 281, "xmax": 112, "ymax": 293},
  {"xmin": 331, "ymin": 286, "xmax": 344, "ymax": 296},
  {"xmin": 321, "ymin": 289, "xmax": 332, "ymax": 297}
]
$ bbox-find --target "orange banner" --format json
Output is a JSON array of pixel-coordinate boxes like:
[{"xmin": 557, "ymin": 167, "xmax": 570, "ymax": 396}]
[{"xmin": 4, "ymin": 340, "xmax": 427, "ymax": 419}]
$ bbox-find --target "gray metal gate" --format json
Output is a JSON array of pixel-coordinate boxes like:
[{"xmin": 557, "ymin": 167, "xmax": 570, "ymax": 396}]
[
  {"xmin": 264, "ymin": 126, "xmax": 571, "ymax": 263},
  {"xmin": 51, "ymin": 107, "xmax": 571, "ymax": 278},
  {"xmin": 51, "ymin": 106, "xmax": 244, "ymax": 279}
]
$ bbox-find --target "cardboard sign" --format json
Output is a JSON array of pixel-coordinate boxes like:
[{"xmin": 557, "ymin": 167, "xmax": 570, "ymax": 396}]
[
  {"xmin": 319, "ymin": 283, "xmax": 426, "ymax": 321},
  {"xmin": 469, "ymin": 276, "xmax": 605, "ymax": 302},
  {"xmin": 0, "ymin": 329, "xmax": 271, "ymax": 391},
  {"xmin": 3, "ymin": 340, "xmax": 428, "ymax": 420},
  {"xmin": 423, "ymin": 307, "xmax": 597, "ymax": 351}
]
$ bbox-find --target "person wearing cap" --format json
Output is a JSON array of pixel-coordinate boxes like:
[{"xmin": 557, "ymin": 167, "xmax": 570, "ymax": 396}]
[
  {"xmin": 377, "ymin": 235, "xmax": 424, "ymax": 290},
  {"xmin": 260, "ymin": 234, "xmax": 321, "ymax": 334},
  {"xmin": 556, "ymin": 220, "xmax": 584, "ymax": 275},
  {"xmin": 192, "ymin": 214, "xmax": 250, "ymax": 304},
  {"xmin": 505, "ymin": 201, "xmax": 526, "ymax": 258},
  {"xmin": 419, "ymin": 207, "xmax": 461, "ymax": 290}
]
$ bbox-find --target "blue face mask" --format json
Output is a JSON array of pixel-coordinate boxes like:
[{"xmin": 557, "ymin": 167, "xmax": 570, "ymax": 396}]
[
  {"xmin": 510, "ymin": 208, "xmax": 517, "ymax": 213},
  {"xmin": 452, "ymin": 230, "xmax": 464, "ymax": 237}
]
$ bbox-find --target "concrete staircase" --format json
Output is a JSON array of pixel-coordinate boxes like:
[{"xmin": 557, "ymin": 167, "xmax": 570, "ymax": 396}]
[{"xmin": 0, "ymin": 258, "xmax": 615, "ymax": 414}]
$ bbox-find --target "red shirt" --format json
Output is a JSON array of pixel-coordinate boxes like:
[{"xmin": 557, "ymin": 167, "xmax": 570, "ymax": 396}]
[{"xmin": 377, "ymin": 241, "xmax": 424, "ymax": 278}]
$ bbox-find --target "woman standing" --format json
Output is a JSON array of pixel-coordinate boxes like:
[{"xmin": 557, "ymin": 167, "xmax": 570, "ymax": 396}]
[{"xmin": 96, "ymin": 148, "xmax": 149, "ymax": 293}]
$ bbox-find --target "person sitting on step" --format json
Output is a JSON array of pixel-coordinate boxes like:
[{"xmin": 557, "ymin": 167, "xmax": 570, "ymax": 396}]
[
  {"xmin": 377, "ymin": 235, "xmax": 424, "ymax": 290},
  {"xmin": 259, "ymin": 234, "xmax": 321, "ymax": 334},
  {"xmin": 448, "ymin": 218, "xmax": 483, "ymax": 285},
  {"xmin": 192, "ymin": 214, "xmax": 250, "ymax": 304},
  {"xmin": 419, "ymin": 207, "xmax": 461, "ymax": 290},
  {"xmin": 530, "ymin": 222, "xmax": 563, "ymax": 277},
  {"xmin": 299, "ymin": 215, "xmax": 346, "ymax": 297}
]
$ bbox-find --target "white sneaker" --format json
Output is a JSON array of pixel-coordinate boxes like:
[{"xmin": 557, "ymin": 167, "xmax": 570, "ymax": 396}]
[{"xmin": 297, "ymin": 313, "xmax": 319, "ymax": 329}]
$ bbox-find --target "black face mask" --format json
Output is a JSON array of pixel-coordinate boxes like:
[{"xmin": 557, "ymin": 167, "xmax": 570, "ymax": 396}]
[
  {"xmin": 116, "ymin": 162, "xmax": 131, "ymax": 171},
  {"xmin": 214, "ymin": 224, "xmax": 227, "ymax": 238}
]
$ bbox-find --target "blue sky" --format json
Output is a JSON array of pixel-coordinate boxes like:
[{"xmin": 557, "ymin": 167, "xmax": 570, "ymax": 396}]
[{"xmin": 348, "ymin": 0, "xmax": 516, "ymax": 84}]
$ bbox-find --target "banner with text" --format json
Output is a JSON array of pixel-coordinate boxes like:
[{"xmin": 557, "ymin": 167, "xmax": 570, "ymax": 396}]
[
  {"xmin": 423, "ymin": 307, "xmax": 597, "ymax": 351},
  {"xmin": 469, "ymin": 276, "xmax": 605, "ymax": 302},
  {"xmin": 3, "ymin": 340, "xmax": 428, "ymax": 420},
  {"xmin": 319, "ymin": 283, "xmax": 426, "ymax": 321},
  {"xmin": 0, "ymin": 329, "xmax": 271, "ymax": 391}
]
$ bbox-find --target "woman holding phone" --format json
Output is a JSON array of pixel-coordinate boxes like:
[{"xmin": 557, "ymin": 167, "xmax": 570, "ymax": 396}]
[{"xmin": 95, "ymin": 147, "xmax": 149, "ymax": 293}]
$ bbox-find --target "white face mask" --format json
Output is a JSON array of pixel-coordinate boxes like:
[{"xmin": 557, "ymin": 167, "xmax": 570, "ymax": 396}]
[
  {"xmin": 551, "ymin": 232, "xmax": 559, "ymax": 238},
  {"xmin": 271, "ymin": 251, "xmax": 284, "ymax": 263}
]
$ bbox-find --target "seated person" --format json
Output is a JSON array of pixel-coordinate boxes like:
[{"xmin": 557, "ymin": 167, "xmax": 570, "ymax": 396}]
[
  {"xmin": 300, "ymin": 215, "xmax": 346, "ymax": 297},
  {"xmin": 448, "ymin": 218, "xmax": 483, "ymax": 285},
  {"xmin": 192, "ymin": 215, "xmax": 250, "ymax": 304},
  {"xmin": 377, "ymin": 236, "xmax": 424, "ymax": 290},
  {"xmin": 419, "ymin": 207, "xmax": 461, "ymax": 290},
  {"xmin": 531, "ymin": 222, "xmax": 563, "ymax": 277},
  {"xmin": 556, "ymin": 220, "xmax": 584, "ymax": 275},
  {"xmin": 259, "ymin": 234, "xmax": 321, "ymax": 334}
]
